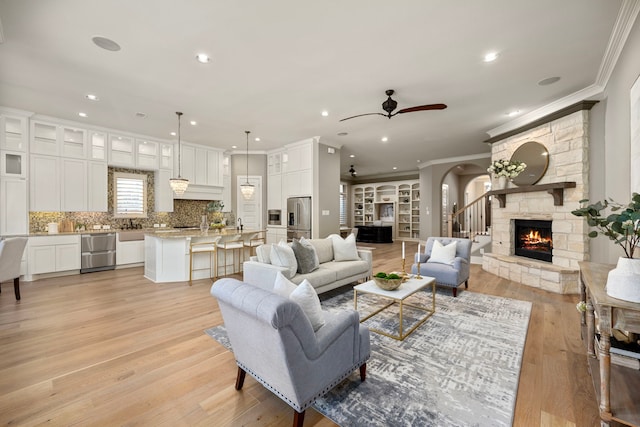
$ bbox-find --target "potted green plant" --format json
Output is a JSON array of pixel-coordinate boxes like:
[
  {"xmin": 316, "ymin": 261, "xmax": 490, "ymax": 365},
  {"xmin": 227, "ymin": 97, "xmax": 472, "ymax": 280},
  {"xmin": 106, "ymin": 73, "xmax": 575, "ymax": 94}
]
[
  {"xmin": 571, "ymin": 193, "xmax": 640, "ymax": 302},
  {"xmin": 487, "ymin": 159, "xmax": 527, "ymax": 190},
  {"xmin": 207, "ymin": 201, "xmax": 226, "ymax": 230}
]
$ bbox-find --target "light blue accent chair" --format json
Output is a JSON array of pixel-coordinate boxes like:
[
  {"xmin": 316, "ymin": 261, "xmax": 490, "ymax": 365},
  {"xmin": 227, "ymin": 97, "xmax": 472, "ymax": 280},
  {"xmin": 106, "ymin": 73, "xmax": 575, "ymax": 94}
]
[
  {"xmin": 210, "ymin": 278, "xmax": 370, "ymax": 427},
  {"xmin": 410, "ymin": 237, "xmax": 472, "ymax": 297}
]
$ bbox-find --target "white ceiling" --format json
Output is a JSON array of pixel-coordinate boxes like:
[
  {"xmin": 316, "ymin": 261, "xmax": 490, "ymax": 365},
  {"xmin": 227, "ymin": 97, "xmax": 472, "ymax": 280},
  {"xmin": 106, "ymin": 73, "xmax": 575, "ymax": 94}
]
[{"xmin": 0, "ymin": 0, "xmax": 630, "ymax": 179}]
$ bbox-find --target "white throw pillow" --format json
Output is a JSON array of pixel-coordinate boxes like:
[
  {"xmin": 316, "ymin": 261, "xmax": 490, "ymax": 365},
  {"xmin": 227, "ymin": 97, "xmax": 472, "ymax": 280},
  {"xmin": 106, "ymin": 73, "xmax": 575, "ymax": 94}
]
[
  {"xmin": 328, "ymin": 234, "xmax": 360, "ymax": 262},
  {"xmin": 427, "ymin": 240, "xmax": 457, "ymax": 265},
  {"xmin": 289, "ymin": 280, "xmax": 325, "ymax": 331},
  {"xmin": 256, "ymin": 244, "xmax": 272, "ymax": 264},
  {"xmin": 273, "ymin": 271, "xmax": 298, "ymax": 298},
  {"xmin": 270, "ymin": 240, "xmax": 298, "ymax": 278}
]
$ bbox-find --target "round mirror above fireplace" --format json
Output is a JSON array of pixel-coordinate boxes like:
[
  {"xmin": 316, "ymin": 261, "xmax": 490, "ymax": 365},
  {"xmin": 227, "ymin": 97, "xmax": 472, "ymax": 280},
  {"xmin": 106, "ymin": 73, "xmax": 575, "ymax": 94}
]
[{"xmin": 510, "ymin": 141, "xmax": 549, "ymax": 186}]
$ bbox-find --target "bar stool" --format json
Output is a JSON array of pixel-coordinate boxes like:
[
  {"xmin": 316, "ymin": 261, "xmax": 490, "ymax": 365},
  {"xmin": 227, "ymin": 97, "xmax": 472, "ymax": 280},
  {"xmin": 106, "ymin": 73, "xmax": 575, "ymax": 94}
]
[
  {"xmin": 243, "ymin": 231, "xmax": 266, "ymax": 259},
  {"xmin": 189, "ymin": 235, "xmax": 222, "ymax": 285},
  {"xmin": 216, "ymin": 235, "xmax": 244, "ymax": 277}
]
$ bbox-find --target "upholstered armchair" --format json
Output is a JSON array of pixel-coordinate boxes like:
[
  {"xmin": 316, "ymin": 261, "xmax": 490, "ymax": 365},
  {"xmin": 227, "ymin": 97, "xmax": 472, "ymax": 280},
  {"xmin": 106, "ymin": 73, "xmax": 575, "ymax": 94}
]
[
  {"xmin": 211, "ymin": 278, "xmax": 370, "ymax": 427},
  {"xmin": 411, "ymin": 237, "xmax": 472, "ymax": 297},
  {"xmin": 0, "ymin": 237, "xmax": 28, "ymax": 300}
]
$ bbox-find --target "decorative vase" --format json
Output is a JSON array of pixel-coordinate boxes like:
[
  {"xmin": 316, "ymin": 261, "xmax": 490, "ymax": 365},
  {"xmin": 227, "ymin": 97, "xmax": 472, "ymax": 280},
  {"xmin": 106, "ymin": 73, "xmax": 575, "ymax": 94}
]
[
  {"xmin": 200, "ymin": 215, "xmax": 209, "ymax": 233},
  {"xmin": 494, "ymin": 175, "xmax": 507, "ymax": 190},
  {"xmin": 606, "ymin": 257, "xmax": 640, "ymax": 303}
]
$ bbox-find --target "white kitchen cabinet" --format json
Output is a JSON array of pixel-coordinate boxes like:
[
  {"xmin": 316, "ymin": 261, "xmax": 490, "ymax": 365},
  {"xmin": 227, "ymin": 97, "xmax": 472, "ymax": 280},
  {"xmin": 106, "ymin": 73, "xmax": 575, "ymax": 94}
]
[
  {"xmin": 284, "ymin": 170, "xmax": 312, "ymax": 198},
  {"xmin": 266, "ymin": 226, "xmax": 287, "ymax": 244},
  {"xmin": 221, "ymin": 154, "xmax": 231, "ymax": 211},
  {"xmin": 30, "ymin": 120, "xmax": 60, "ymax": 156},
  {"xmin": 1, "ymin": 150, "xmax": 27, "ymax": 178},
  {"xmin": 116, "ymin": 237, "xmax": 145, "ymax": 265},
  {"xmin": 61, "ymin": 126, "xmax": 87, "ymax": 159},
  {"xmin": 283, "ymin": 142, "xmax": 312, "ymax": 173},
  {"xmin": 28, "ymin": 235, "xmax": 81, "ymax": 275},
  {"xmin": 268, "ymin": 151, "xmax": 282, "ymax": 175},
  {"xmin": 136, "ymin": 139, "xmax": 159, "ymax": 170},
  {"xmin": 0, "ymin": 178, "xmax": 28, "ymax": 235},
  {"xmin": 108, "ymin": 134, "xmax": 135, "ymax": 167},
  {"xmin": 61, "ymin": 158, "xmax": 87, "ymax": 212},
  {"xmin": 89, "ymin": 130, "xmax": 107, "ymax": 161},
  {"xmin": 88, "ymin": 161, "xmax": 108, "ymax": 212},
  {"xmin": 159, "ymin": 143, "xmax": 173, "ymax": 170},
  {"xmin": 267, "ymin": 174, "xmax": 282, "ymax": 209},
  {"xmin": 30, "ymin": 154, "xmax": 60, "ymax": 211},
  {"xmin": 206, "ymin": 150, "xmax": 221, "ymax": 186},
  {"xmin": 1, "ymin": 114, "xmax": 28, "ymax": 152},
  {"xmin": 155, "ymin": 169, "xmax": 174, "ymax": 212},
  {"xmin": 195, "ymin": 147, "xmax": 208, "ymax": 184},
  {"xmin": 180, "ymin": 144, "xmax": 196, "ymax": 183}
]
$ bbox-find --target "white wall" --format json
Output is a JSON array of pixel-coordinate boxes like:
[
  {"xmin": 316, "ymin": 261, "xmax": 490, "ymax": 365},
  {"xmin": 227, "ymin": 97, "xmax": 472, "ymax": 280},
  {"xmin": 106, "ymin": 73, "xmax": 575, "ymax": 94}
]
[{"xmin": 589, "ymin": 14, "xmax": 640, "ymax": 263}]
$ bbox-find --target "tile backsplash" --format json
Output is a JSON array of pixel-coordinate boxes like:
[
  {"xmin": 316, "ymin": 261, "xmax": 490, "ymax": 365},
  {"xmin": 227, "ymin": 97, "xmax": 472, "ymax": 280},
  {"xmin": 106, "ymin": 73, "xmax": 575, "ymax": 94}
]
[{"xmin": 29, "ymin": 167, "xmax": 233, "ymax": 232}]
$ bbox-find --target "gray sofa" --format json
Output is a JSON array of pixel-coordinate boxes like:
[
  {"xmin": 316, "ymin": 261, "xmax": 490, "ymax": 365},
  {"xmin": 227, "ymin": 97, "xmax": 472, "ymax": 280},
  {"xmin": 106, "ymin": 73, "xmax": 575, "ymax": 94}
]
[
  {"xmin": 411, "ymin": 237, "xmax": 472, "ymax": 297},
  {"xmin": 211, "ymin": 278, "xmax": 370, "ymax": 427},
  {"xmin": 243, "ymin": 238, "xmax": 372, "ymax": 294}
]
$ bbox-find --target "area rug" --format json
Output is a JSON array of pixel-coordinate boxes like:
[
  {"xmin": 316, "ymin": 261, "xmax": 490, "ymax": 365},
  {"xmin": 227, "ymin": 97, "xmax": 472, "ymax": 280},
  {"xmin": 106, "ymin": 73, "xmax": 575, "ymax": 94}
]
[{"xmin": 205, "ymin": 288, "xmax": 532, "ymax": 427}]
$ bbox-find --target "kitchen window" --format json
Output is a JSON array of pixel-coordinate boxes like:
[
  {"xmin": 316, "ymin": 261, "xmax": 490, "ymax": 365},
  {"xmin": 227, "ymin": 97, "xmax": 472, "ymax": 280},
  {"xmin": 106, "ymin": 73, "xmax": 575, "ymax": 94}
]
[{"xmin": 113, "ymin": 172, "xmax": 147, "ymax": 218}]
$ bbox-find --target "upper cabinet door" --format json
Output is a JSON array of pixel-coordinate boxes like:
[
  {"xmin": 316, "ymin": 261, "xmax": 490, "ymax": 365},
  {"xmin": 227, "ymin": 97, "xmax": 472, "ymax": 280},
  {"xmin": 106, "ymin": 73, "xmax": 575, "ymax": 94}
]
[
  {"xmin": 206, "ymin": 149, "xmax": 221, "ymax": 186},
  {"xmin": 159, "ymin": 143, "xmax": 173, "ymax": 170},
  {"xmin": 88, "ymin": 130, "xmax": 107, "ymax": 161},
  {"xmin": 30, "ymin": 154, "xmax": 60, "ymax": 211},
  {"xmin": 61, "ymin": 126, "xmax": 87, "ymax": 159},
  {"xmin": 136, "ymin": 139, "xmax": 159, "ymax": 170},
  {"xmin": 30, "ymin": 121, "xmax": 60, "ymax": 156},
  {"xmin": 108, "ymin": 134, "xmax": 135, "ymax": 167},
  {"xmin": 179, "ymin": 144, "xmax": 196, "ymax": 183},
  {"xmin": 1, "ymin": 115, "xmax": 28, "ymax": 152}
]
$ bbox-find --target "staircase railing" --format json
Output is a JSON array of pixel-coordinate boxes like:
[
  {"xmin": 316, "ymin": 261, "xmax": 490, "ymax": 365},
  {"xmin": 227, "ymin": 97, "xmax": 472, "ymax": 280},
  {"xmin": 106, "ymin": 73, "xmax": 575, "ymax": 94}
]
[{"xmin": 447, "ymin": 192, "xmax": 491, "ymax": 239}]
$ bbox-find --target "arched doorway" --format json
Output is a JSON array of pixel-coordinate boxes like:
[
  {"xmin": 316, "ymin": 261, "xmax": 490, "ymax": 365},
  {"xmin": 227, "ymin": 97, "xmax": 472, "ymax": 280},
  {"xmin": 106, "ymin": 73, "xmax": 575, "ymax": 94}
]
[{"xmin": 440, "ymin": 164, "xmax": 490, "ymax": 236}]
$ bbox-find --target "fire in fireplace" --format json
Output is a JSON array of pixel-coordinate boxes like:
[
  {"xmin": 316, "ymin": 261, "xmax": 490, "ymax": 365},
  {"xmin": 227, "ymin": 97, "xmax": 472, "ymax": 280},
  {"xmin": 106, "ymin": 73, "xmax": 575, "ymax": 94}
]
[{"xmin": 514, "ymin": 219, "xmax": 552, "ymax": 262}]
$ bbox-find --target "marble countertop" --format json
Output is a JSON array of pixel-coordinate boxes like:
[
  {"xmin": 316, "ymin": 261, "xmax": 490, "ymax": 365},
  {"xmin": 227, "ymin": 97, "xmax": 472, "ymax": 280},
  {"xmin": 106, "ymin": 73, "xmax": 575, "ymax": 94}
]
[{"xmin": 145, "ymin": 228, "xmax": 265, "ymax": 239}]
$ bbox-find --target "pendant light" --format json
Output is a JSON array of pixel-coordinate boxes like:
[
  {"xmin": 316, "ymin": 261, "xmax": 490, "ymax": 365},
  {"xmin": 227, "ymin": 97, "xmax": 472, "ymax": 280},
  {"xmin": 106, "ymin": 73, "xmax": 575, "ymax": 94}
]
[
  {"xmin": 240, "ymin": 130, "xmax": 255, "ymax": 200},
  {"xmin": 169, "ymin": 111, "xmax": 189, "ymax": 195}
]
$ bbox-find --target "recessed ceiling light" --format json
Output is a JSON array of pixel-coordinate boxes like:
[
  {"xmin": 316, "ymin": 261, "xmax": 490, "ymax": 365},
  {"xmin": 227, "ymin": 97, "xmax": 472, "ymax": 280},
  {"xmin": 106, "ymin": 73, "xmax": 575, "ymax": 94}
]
[
  {"xmin": 381, "ymin": 137, "xmax": 388, "ymax": 142},
  {"xmin": 92, "ymin": 36, "xmax": 121, "ymax": 52},
  {"xmin": 190, "ymin": 120, "xmax": 197, "ymax": 126},
  {"xmin": 417, "ymin": 160, "xmax": 421, "ymax": 163},
  {"xmin": 337, "ymin": 132, "xmax": 348, "ymax": 136},
  {"xmin": 484, "ymin": 52, "xmax": 499, "ymax": 62},
  {"xmin": 321, "ymin": 110, "xmax": 329, "ymax": 117},
  {"xmin": 349, "ymin": 154, "xmax": 355, "ymax": 158},
  {"xmin": 135, "ymin": 112, "xmax": 146, "ymax": 118},
  {"xmin": 170, "ymin": 131, "xmax": 176, "ymax": 136},
  {"xmin": 232, "ymin": 145, "xmax": 237, "ymax": 149},
  {"xmin": 255, "ymin": 137, "xmax": 260, "ymax": 142},
  {"xmin": 196, "ymin": 53, "xmax": 210, "ymax": 63},
  {"xmin": 78, "ymin": 112, "xmax": 88, "ymax": 118},
  {"xmin": 507, "ymin": 110, "xmax": 520, "ymax": 117},
  {"xmin": 85, "ymin": 94, "xmax": 99, "ymax": 101},
  {"xmin": 392, "ymin": 167, "xmax": 398, "ymax": 170},
  {"xmin": 538, "ymin": 76, "xmax": 561, "ymax": 86}
]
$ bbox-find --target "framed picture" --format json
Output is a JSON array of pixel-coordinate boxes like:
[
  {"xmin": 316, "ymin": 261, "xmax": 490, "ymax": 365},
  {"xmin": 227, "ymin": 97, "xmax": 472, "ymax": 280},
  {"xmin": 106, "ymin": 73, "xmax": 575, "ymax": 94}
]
[{"xmin": 631, "ymin": 72, "xmax": 640, "ymax": 193}]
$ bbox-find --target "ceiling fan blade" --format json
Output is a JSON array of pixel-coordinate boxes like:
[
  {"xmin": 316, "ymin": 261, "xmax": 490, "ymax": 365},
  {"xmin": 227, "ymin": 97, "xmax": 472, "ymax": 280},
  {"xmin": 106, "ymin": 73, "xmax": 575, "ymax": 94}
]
[
  {"xmin": 396, "ymin": 104, "xmax": 448, "ymax": 114},
  {"xmin": 339, "ymin": 112, "xmax": 386, "ymax": 122}
]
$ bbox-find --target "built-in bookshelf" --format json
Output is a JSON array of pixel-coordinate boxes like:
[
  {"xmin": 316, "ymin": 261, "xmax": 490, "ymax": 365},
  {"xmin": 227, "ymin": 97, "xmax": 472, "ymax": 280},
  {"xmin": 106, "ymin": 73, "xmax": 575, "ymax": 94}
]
[{"xmin": 352, "ymin": 180, "xmax": 420, "ymax": 240}]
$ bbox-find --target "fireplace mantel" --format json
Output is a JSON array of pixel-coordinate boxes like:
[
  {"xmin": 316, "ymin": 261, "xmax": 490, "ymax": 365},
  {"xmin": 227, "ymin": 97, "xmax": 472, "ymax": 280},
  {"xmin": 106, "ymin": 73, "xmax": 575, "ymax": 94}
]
[{"xmin": 489, "ymin": 181, "xmax": 576, "ymax": 208}]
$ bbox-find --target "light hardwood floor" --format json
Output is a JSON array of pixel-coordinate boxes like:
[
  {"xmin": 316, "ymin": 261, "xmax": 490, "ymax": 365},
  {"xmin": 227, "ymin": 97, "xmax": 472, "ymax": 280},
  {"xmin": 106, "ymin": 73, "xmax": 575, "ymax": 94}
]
[{"xmin": 0, "ymin": 241, "xmax": 601, "ymax": 426}]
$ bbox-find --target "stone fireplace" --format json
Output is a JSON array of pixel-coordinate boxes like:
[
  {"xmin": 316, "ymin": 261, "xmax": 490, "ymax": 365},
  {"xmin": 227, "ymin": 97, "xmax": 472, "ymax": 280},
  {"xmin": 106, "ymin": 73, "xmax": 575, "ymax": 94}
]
[{"xmin": 482, "ymin": 102, "xmax": 595, "ymax": 294}]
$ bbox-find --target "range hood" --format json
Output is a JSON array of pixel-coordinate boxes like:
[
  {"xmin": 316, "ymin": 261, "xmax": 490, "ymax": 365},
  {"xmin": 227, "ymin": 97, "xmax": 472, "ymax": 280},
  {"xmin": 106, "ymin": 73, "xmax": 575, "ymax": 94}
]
[{"xmin": 173, "ymin": 184, "xmax": 224, "ymax": 201}]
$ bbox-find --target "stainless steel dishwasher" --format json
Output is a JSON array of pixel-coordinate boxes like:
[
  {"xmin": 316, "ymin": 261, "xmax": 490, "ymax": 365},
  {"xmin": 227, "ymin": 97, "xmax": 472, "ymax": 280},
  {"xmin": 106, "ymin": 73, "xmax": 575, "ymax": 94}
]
[{"xmin": 81, "ymin": 233, "xmax": 116, "ymax": 273}]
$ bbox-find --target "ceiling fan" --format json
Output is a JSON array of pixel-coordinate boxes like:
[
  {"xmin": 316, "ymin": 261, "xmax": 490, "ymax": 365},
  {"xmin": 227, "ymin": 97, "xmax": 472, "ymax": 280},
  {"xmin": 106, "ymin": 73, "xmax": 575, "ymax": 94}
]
[{"xmin": 340, "ymin": 89, "xmax": 447, "ymax": 122}]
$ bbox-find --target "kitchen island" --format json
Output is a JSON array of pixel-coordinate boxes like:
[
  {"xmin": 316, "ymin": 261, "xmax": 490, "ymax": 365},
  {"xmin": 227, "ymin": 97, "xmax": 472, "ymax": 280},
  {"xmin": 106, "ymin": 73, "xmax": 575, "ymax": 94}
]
[{"xmin": 144, "ymin": 228, "xmax": 264, "ymax": 283}]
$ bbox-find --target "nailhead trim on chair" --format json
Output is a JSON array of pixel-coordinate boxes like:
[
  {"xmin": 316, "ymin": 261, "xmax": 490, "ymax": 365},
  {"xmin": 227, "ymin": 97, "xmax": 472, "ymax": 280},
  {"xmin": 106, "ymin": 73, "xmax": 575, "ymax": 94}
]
[{"xmin": 236, "ymin": 354, "xmax": 370, "ymax": 412}]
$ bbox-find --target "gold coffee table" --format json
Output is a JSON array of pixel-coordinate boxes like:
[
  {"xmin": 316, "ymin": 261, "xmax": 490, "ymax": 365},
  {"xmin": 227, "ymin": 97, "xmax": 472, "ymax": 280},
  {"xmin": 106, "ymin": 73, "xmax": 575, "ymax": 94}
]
[{"xmin": 353, "ymin": 276, "xmax": 436, "ymax": 341}]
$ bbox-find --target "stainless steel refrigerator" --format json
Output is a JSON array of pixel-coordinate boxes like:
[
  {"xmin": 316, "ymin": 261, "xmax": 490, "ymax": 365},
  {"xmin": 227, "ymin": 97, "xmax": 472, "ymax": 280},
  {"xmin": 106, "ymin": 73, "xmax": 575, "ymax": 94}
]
[{"xmin": 287, "ymin": 196, "xmax": 311, "ymax": 240}]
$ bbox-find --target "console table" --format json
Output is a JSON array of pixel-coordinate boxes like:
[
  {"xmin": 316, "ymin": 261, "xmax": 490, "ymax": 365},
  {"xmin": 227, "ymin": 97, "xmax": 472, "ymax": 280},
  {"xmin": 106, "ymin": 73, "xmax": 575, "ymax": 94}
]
[
  {"xmin": 355, "ymin": 225, "xmax": 393, "ymax": 243},
  {"xmin": 579, "ymin": 262, "xmax": 640, "ymax": 427}
]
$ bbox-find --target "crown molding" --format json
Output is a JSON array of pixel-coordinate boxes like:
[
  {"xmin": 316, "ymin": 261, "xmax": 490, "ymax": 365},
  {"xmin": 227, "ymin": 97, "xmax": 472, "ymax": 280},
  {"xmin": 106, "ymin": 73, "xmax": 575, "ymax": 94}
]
[
  {"xmin": 485, "ymin": 100, "xmax": 599, "ymax": 144},
  {"xmin": 418, "ymin": 152, "xmax": 491, "ymax": 169},
  {"xmin": 596, "ymin": 0, "xmax": 640, "ymax": 86}
]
